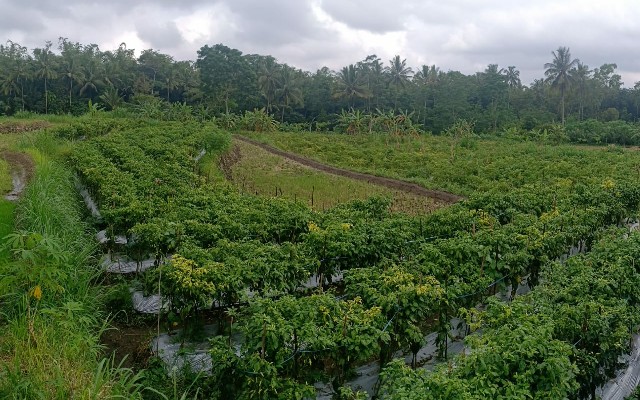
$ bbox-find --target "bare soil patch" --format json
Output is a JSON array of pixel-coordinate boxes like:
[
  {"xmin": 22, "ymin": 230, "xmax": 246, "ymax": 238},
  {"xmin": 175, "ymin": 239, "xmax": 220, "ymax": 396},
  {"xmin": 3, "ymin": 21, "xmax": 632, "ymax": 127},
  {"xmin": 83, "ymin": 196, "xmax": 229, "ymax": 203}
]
[
  {"xmin": 0, "ymin": 121, "xmax": 51, "ymax": 134},
  {"xmin": 218, "ymin": 143, "xmax": 241, "ymax": 180},
  {"xmin": 235, "ymin": 135, "xmax": 464, "ymax": 204},
  {"xmin": 100, "ymin": 322, "xmax": 156, "ymax": 369}
]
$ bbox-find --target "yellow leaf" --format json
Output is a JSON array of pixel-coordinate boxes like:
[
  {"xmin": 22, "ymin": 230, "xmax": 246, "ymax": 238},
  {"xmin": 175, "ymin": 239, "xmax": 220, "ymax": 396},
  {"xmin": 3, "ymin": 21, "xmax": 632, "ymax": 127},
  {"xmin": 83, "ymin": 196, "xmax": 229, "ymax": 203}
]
[{"xmin": 32, "ymin": 285, "xmax": 42, "ymax": 301}]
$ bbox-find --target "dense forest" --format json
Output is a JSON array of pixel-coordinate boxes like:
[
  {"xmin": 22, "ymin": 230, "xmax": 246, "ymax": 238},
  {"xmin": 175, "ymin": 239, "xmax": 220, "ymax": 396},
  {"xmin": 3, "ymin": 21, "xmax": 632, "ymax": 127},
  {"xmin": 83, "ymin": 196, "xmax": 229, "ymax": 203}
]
[{"xmin": 1, "ymin": 38, "xmax": 639, "ymax": 135}]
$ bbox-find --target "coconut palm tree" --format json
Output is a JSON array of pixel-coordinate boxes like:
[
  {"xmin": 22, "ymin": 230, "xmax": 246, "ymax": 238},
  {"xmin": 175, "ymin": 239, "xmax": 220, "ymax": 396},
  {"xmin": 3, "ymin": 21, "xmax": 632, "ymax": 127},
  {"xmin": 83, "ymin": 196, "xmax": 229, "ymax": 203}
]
[
  {"xmin": 14, "ymin": 58, "xmax": 31, "ymax": 112},
  {"xmin": 385, "ymin": 55, "xmax": 413, "ymax": 110},
  {"xmin": 163, "ymin": 64, "xmax": 181, "ymax": 101},
  {"xmin": 500, "ymin": 66, "xmax": 521, "ymax": 110},
  {"xmin": 138, "ymin": 49, "xmax": 173, "ymax": 96},
  {"xmin": 99, "ymin": 86, "xmax": 123, "ymax": 110},
  {"xmin": 571, "ymin": 62, "xmax": 591, "ymax": 120},
  {"xmin": 413, "ymin": 65, "xmax": 436, "ymax": 86},
  {"xmin": 74, "ymin": 44, "xmax": 104, "ymax": 100},
  {"xmin": 59, "ymin": 38, "xmax": 86, "ymax": 110},
  {"xmin": 258, "ymin": 56, "xmax": 280, "ymax": 114},
  {"xmin": 415, "ymin": 64, "xmax": 440, "ymax": 99},
  {"xmin": 79, "ymin": 55, "xmax": 105, "ymax": 99},
  {"xmin": 366, "ymin": 57, "xmax": 385, "ymax": 110},
  {"xmin": 103, "ymin": 42, "xmax": 137, "ymax": 96},
  {"xmin": 633, "ymin": 81, "xmax": 640, "ymax": 122},
  {"xmin": 501, "ymin": 66, "xmax": 521, "ymax": 89},
  {"xmin": 33, "ymin": 42, "xmax": 57, "ymax": 114},
  {"xmin": 62, "ymin": 57, "xmax": 84, "ymax": 109},
  {"xmin": 0, "ymin": 68, "xmax": 19, "ymax": 101},
  {"xmin": 544, "ymin": 46, "xmax": 579, "ymax": 124},
  {"xmin": 413, "ymin": 64, "xmax": 440, "ymax": 125},
  {"xmin": 0, "ymin": 41, "xmax": 31, "ymax": 112},
  {"xmin": 333, "ymin": 64, "xmax": 369, "ymax": 107},
  {"xmin": 356, "ymin": 54, "xmax": 384, "ymax": 111},
  {"xmin": 177, "ymin": 60, "xmax": 202, "ymax": 103},
  {"xmin": 276, "ymin": 65, "xmax": 303, "ymax": 122}
]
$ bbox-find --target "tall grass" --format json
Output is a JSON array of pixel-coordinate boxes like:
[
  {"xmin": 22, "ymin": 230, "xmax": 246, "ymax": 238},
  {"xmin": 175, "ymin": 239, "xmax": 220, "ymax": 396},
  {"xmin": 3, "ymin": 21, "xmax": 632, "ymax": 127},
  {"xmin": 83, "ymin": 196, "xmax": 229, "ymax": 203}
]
[
  {"xmin": 17, "ymin": 129, "xmax": 74, "ymax": 161},
  {"xmin": 0, "ymin": 200, "xmax": 15, "ymax": 262},
  {"xmin": 0, "ymin": 149, "xmax": 146, "ymax": 398},
  {"xmin": 0, "ymin": 157, "xmax": 11, "ymax": 194},
  {"xmin": 0, "ymin": 154, "xmax": 15, "ymax": 262},
  {"xmin": 14, "ymin": 157, "xmax": 94, "ymax": 261}
]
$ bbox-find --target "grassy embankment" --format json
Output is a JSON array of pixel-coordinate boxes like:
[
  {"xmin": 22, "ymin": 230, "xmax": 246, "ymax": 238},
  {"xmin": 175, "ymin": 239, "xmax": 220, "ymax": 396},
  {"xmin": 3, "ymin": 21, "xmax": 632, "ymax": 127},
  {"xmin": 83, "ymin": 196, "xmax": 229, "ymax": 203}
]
[{"xmin": 0, "ymin": 126, "xmax": 145, "ymax": 398}]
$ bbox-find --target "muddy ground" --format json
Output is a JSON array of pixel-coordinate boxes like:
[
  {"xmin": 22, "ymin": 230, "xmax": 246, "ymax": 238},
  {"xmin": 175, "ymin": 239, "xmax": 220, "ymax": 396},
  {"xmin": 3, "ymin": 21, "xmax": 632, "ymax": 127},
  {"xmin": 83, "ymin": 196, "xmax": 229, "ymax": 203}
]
[
  {"xmin": 0, "ymin": 121, "xmax": 51, "ymax": 134},
  {"xmin": 2, "ymin": 151, "xmax": 35, "ymax": 201},
  {"xmin": 101, "ymin": 322, "xmax": 156, "ymax": 369}
]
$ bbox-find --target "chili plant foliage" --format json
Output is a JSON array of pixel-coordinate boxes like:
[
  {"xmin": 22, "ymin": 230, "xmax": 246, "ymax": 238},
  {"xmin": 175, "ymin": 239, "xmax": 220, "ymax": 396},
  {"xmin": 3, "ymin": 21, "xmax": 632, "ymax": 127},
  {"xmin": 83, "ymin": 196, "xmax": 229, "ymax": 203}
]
[
  {"xmin": 209, "ymin": 294, "xmax": 388, "ymax": 398},
  {"xmin": 66, "ymin": 119, "xmax": 640, "ymax": 397}
]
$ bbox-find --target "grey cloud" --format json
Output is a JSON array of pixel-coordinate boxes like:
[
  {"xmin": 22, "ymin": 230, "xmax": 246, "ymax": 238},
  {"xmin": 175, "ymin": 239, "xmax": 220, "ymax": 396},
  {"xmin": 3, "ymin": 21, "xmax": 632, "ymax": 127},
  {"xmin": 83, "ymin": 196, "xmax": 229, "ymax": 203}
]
[
  {"xmin": 2, "ymin": 0, "xmax": 69, "ymax": 19},
  {"xmin": 10, "ymin": 0, "xmax": 214, "ymax": 15},
  {"xmin": 224, "ymin": 0, "xmax": 324, "ymax": 45},
  {"xmin": 319, "ymin": 0, "xmax": 405, "ymax": 33},
  {"xmin": 0, "ymin": 4, "xmax": 45, "ymax": 32},
  {"xmin": 401, "ymin": 1, "xmax": 640, "ymax": 85},
  {"xmin": 136, "ymin": 20, "xmax": 186, "ymax": 50},
  {"xmin": 276, "ymin": 37, "xmax": 364, "ymax": 73}
]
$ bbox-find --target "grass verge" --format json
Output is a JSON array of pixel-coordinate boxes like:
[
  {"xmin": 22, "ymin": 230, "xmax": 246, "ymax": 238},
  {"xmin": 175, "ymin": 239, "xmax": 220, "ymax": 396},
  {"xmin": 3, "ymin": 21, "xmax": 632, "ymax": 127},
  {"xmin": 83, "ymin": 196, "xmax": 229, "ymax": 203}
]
[
  {"xmin": 0, "ymin": 200, "xmax": 15, "ymax": 262},
  {"xmin": 0, "ymin": 146, "xmax": 147, "ymax": 398},
  {"xmin": 0, "ymin": 157, "xmax": 11, "ymax": 194}
]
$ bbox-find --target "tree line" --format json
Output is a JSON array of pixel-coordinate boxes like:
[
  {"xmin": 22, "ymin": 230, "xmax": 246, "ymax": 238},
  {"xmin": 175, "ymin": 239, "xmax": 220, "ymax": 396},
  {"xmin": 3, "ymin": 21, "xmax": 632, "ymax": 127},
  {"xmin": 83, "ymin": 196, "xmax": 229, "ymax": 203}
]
[{"xmin": 1, "ymin": 38, "xmax": 639, "ymax": 133}]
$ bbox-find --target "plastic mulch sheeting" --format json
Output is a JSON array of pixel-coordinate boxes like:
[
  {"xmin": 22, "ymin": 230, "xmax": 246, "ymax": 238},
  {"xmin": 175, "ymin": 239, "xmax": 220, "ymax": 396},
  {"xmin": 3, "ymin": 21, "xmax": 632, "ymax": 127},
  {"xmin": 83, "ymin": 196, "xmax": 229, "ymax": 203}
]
[
  {"xmin": 101, "ymin": 254, "xmax": 160, "ymax": 274},
  {"xmin": 76, "ymin": 180, "xmax": 101, "ymax": 220},
  {"xmin": 599, "ymin": 335, "xmax": 640, "ymax": 400},
  {"xmin": 131, "ymin": 290, "xmax": 168, "ymax": 314},
  {"xmin": 151, "ymin": 325, "xmax": 243, "ymax": 376}
]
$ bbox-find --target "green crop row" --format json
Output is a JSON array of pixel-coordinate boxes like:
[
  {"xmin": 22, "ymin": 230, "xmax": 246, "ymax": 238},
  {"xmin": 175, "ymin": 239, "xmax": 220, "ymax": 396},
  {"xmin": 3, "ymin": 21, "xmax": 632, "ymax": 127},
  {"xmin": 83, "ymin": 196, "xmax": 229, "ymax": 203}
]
[
  {"xmin": 241, "ymin": 131, "xmax": 640, "ymax": 197},
  {"xmin": 67, "ymin": 120, "xmax": 640, "ymax": 398},
  {"xmin": 379, "ymin": 228, "xmax": 640, "ymax": 399}
]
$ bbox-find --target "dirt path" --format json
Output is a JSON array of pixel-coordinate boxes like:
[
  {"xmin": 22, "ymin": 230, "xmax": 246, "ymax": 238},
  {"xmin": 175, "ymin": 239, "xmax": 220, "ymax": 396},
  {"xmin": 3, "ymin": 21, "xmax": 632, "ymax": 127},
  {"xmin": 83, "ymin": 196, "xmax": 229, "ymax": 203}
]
[
  {"xmin": 2, "ymin": 151, "xmax": 35, "ymax": 201},
  {"xmin": 218, "ymin": 143, "xmax": 241, "ymax": 180},
  {"xmin": 234, "ymin": 135, "xmax": 464, "ymax": 204},
  {"xmin": 100, "ymin": 322, "xmax": 155, "ymax": 369}
]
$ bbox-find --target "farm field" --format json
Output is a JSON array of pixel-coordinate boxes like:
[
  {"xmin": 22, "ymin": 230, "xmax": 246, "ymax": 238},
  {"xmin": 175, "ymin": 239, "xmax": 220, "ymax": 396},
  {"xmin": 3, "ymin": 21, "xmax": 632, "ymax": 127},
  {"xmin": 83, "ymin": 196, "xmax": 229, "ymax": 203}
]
[
  {"xmin": 2, "ymin": 116, "xmax": 640, "ymax": 399},
  {"xmin": 4, "ymin": 16, "xmax": 640, "ymax": 398},
  {"xmin": 241, "ymin": 131, "xmax": 640, "ymax": 196},
  {"xmin": 222, "ymin": 139, "xmax": 449, "ymax": 214}
]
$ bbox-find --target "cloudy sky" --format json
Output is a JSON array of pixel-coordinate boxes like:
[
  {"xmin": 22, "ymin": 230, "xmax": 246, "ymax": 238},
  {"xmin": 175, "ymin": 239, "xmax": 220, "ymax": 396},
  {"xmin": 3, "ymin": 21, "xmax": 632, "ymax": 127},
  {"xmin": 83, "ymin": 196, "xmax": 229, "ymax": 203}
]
[{"xmin": 2, "ymin": 0, "xmax": 640, "ymax": 86}]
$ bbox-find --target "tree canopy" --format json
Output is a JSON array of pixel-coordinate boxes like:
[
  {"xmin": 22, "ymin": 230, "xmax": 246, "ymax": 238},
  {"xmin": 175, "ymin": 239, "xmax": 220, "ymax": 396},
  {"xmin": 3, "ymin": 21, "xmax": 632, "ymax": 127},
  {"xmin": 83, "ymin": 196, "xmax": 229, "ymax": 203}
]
[{"xmin": 1, "ymin": 39, "xmax": 639, "ymax": 133}]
